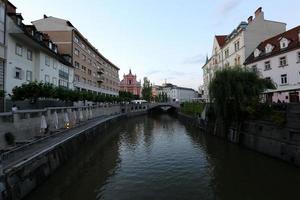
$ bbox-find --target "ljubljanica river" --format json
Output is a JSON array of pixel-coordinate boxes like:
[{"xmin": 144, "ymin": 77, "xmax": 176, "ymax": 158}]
[{"xmin": 26, "ymin": 114, "xmax": 300, "ymax": 200}]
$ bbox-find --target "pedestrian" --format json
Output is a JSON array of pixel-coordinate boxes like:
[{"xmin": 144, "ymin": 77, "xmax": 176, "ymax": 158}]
[{"xmin": 11, "ymin": 104, "xmax": 18, "ymax": 112}]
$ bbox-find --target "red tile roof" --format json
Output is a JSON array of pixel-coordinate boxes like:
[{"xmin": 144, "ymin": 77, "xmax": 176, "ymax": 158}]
[
  {"xmin": 245, "ymin": 26, "xmax": 300, "ymax": 64},
  {"xmin": 215, "ymin": 35, "xmax": 227, "ymax": 48}
]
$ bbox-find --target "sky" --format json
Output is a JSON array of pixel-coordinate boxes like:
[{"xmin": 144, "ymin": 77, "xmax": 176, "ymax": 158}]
[{"xmin": 10, "ymin": 0, "xmax": 300, "ymax": 90}]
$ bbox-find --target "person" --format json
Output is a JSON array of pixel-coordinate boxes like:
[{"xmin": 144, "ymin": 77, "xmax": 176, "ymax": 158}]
[{"xmin": 11, "ymin": 104, "xmax": 18, "ymax": 112}]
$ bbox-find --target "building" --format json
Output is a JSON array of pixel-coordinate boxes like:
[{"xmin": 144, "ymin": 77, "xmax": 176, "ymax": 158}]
[
  {"xmin": 119, "ymin": 69, "xmax": 141, "ymax": 96},
  {"xmin": 0, "ymin": 0, "xmax": 6, "ymax": 111},
  {"xmin": 158, "ymin": 83, "xmax": 197, "ymax": 102},
  {"xmin": 32, "ymin": 15, "xmax": 120, "ymax": 96},
  {"xmin": 5, "ymin": 2, "xmax": 74, "ymax": 96},
  {"xmin": 245, "ymin": 26, "xmax": 300, "ymax": 103},
  {"xmin": 202, "ymin": 7, "xmax": 286, "ymax": 101}
]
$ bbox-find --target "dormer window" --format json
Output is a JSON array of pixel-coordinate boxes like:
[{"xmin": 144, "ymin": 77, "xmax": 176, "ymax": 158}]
[
  {"xmin": 17, "ymin": 18, "xmax": 22, "ymax": 26},
  {"xmin": 49, "ymin": 42, "xmax": 52, "ymax": 49},
  {"xmin": 280, "ymin": 37, "xmax": 289, "ymax": 49},
  {"xmin": 254, "ymin": 49, "xmax": 261, "ymax": 57},
  {"xmin": 265, "ymin": 44, "xmax": 273, "ymax": 54}
]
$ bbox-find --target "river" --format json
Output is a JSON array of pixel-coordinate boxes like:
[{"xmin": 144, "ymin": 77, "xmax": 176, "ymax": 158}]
[{"xmin": 25, "ymin": 114, "xmax": 300, "ymax": 200}]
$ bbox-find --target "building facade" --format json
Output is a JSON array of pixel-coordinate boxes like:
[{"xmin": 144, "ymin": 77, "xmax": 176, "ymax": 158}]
[
  {"xmin": 32, "ymin": 16, "xmax": 120, "ymax": 96},
  {"xmin": 5, "ymin": 3, "xmax": 74, "ymax": 96},
  {"xmin": 0, "ymin": 0, "xmax": 5, "ymax": 111},
  {"xmin": 245, "ymin": 26, "xmax": 300, "ymax": 103},
  {"xmin": 202, "ymin": 7, "xmax": 286, "ymax": 101},
  {"xmin": 119, "ymin": 69, "xmax": 141, "ymax": 96},
  {"xmin": 158, "ymin": 83, "xmax": 197, "ymax": 102}
]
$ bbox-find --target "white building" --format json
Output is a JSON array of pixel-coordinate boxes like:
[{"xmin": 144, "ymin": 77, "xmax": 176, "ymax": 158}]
[
  {"xmin": 202, "ymin": 7, "xmax": 286, "ymax": 101},
  {"xmin": 245, "ymin": 26, "xmax": 300, "ymax": 103},
  {"xmin": 5, "ymin": 5, "xmax": 74, "ymax": 97},
  {"xmin": 158, "ymin": 83, "xmax": 197, "ymax": 102}
]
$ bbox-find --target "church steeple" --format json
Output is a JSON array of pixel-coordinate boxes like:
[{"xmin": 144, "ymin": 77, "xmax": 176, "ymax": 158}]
[{"xmin": 129, "ymin": 69, "xmax": 132, "ymax": 74}]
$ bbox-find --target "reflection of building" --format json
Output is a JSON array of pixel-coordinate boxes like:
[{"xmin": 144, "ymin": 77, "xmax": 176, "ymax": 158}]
[
  {"xmin": 202, "ymin": 7, "xmax": 286, "ymax": 101},
  {"xmin": 245, "ymin": 26, "xmax": 300, "ymax": 103},
  {"xmin": 32, "ymin": 15, "xmax": 119, "ymax": 96},
  {"xmin": 5, "ymin": 2, "xmax": 74, "ymax": 96},
  {"xmin": 158, "ymin": 83, "xmax": 197, "ymax": 102},
  {"xmin": 120, "ymin": 69, "xmax": 141, "ymax": 96}
]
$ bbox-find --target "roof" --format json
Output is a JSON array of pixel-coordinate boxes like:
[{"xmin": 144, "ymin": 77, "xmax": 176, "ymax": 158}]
[
  {"xmin": 215, "ymin": 35, "xmax": 227, "ymax": 48},
  {"xmin": 245, "ymin": 26, "xmax": 300, "ymax": 64},
  {"xmin": 33, "ymin": 16, "xmax": 120, "ymax": 70}
]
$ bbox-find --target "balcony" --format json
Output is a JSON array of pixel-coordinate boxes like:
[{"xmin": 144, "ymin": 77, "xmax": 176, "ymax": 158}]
[
  {"xmin": 96, "ymin": 76, "xmax": 105, "ymax": 84},
  {"xmin": 97, "ymin": 68, "xmax": 105, "ymax": 75},
  {"xmin": 59, "ymin": 70, "xmax": 69, "ymax": 79}
]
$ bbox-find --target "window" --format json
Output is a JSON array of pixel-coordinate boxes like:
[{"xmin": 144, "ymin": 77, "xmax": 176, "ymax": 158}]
[
  {"xmin": 88, "ymin": 69, "xmax": 92, "ymax": 75},
  {"xmin": 45, "ymin": 75, "xmax": 50, "ymax": 83},
  {"xmin": 82, "ymin": 65, "xmax": 86, "ymax": 72},
  {"xmin": 59, "ymin": 79, "xmax": 68, "ymax": 88},
  {"xmin": 26, "ymin": 70, "xmax": 32, "ymax": 81},
  {"xmin": 74, "ymin": 61, "xmax": 80, "ymax": 68},
  {"xmin": 15, "ymin": 44, "xmax": 23, "ymax": 56},
  {"xmin": 297, "ymin": 52, "xmax": 300, "ymax": 63},
  {"xmin": 14, "ymin": 67, "xmax": 22, "ymax": 79},
  {"xmin": 74, "ymin": 36, "xmax": 79, "ymax": 43},
  {"xmin": 74, "ymin": 48, "xmax": 80, "ymax": 56},
  {"xmin": 27, "ymin": 49, "xmax": 33, "ymax": 61},
  {"xmin": 252, "ymin": 65, "xmax": 257, "ymax": 72},
  {"xmin": 281, "ymin": 74, "xmax": 287, "ymax": 85},
  {"xmin": 0, "ymin": 2, "xmax": 5, "ymax": 44},
  {"xmin": 74, "ymin": 75, "xmax": 80, "ymax": 82},
  {"xmin": 82, "ymin": 54, "xmax": 86, "ymax": 61},
  {"xmin": 53, "ymin": 60, "xmax": 57, "ymax": 69},
  {"xmin": 279, "ymin": 56, "xmax": 287, "ymax": 67},
  {"xmin": 234, "ymin": 41, "xmax": 240, "ymax": 52},
  {"xmin": 45, "ymin": 55, "xmax": 50, "ymax": 66},
  {"xmin": 224, "ymin": 49, "xmax": 229, "ymax": 58},
  {"xmin": 88, "ymin": 58, "xmax": 91, "ymax": 64},
  {"xmin": 264, "ymin": 61, "xmax": 271, "ymax": 70},
  {"xmin": 82, "ymin": 77, "xmax": 86, "ymax": 83},
  {"xmin": 128, "ymin": 80, "xmax": 132, "ymax": 85},
  {"xmin": 52, "ymin": 77, "xmax": 57, "ymax": 85},
  {"xmin": 234, "ymin": 56, "xmax": 241, "ymax": 66},
  {"xmin": 81, "ymin": 43, "xmax": 85, "ymax": 49}
]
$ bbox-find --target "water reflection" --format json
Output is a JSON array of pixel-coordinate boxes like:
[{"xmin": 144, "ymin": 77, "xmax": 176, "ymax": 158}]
[{"xmin": 26, "ymin": 114, "xmax": 300, "ymax": 200}]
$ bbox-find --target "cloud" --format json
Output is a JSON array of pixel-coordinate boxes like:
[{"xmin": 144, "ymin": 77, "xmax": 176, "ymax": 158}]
[
  {"xmin": 218, "ymin": 0, "xmax": 244, "ymax": 15},
  {"xmin": 146, "ymin": 70, "xmax": 161, "ymax": 76},
  {"xmin": 183, "ymin": 54, "xmax": 206, "ymax": 65}
]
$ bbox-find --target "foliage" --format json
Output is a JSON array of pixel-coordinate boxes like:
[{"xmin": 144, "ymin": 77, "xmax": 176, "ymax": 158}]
[
  {"xmin": 5, "ymin": 132, "xmax": 15, "ymax": 145},
  {"xmin": 141, "ymin": 77, "xmax": 152, "ymax": 101},
  {"xmin": 0, "ymin": 90, "xmax": 4, "ymax": 98},
  {"xmin": 11, "ymin": 82, "xmax": 126, "ymax": 103},
  {"xmin": 119, "ymin": 91, "xmax": 135, "ymax": 102},
  {"xmin": 157, "ymin": 92, "xmax": 168, "ymax": 102},
  {"xmin": 181, "ymin": 102, "xmax": 205, "ymax": 116},
  {"xmin": 209, "ymin": 67, "xmax": 275, "ymax": 133}
]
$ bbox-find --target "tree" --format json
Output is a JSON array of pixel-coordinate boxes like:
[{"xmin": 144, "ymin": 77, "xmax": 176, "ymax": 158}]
[
  {"xmin": 141, "ymin": 77, "xmax": 152, "ymax": 101},
  {"xmin": 209, "ymin": 67, "xmax": 275, "ymax": 138}
]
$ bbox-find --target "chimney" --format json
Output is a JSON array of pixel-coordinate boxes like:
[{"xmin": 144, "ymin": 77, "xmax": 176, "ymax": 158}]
[
  {"xmin": 247, "ymin": 16, "xmax": 253, "ymax": 23},
  {"xmin": 43, "ymin": 14, "xmax": 48, "ymax": 19},
  {"xmin": 255, "ymin": 7, "xmax": 262, "ymax": 17}
]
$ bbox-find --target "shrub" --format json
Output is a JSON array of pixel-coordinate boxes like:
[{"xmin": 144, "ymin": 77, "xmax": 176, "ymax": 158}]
[{"xmin": 5, "ymin": 132, "xmax": 15, "ymax": 145}]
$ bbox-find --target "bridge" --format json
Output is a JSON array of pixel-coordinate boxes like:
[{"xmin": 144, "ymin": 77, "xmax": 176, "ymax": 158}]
[{"xmin": 148, "ymin": 102, "xmax": 180, "ymax": 111}]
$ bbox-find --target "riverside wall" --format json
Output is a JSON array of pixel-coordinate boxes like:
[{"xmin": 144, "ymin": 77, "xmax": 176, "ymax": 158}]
[
  {"xmin": 0, "ymin": 103, "xmax": 150, "ymax": 200},
  {"xmin": 177, "ymin": 106, "xmax": 300, "ymax": 167}
]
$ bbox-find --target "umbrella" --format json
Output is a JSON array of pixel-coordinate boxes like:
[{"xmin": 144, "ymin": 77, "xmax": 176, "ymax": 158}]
[
  {"xmin": 40, "ymin": 115, "xmax": 47, "ymax": 133},
  {"xmin": 53, "ymin": 111, "xmax": 59, "ymax": 129}
]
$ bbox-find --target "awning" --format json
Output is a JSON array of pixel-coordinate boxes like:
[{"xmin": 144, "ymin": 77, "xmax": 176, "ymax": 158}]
[{"xmin": 263, "ymin": 84, "xmax": 300, "ymax": 93}]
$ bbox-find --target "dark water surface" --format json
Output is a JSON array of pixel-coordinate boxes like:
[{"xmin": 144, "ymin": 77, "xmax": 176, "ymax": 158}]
[{"xmin": 26, "ymin": 114, "xmax": 300, "ymax": 200}]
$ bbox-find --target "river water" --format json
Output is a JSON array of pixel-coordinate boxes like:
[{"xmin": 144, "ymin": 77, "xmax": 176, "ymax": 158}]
[{"xmin": 26, "ymin": 114, "xmax": 300, "ymax": 200}]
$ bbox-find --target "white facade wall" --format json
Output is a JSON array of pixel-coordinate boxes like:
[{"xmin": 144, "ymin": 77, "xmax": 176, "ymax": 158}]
[
  {"xmin": 246, "ymin": 49, "xmax": 300, "ymax": 102},
  {"xmin": 5, "ymin": 16, "xmax": 74, "ymax": 96}
]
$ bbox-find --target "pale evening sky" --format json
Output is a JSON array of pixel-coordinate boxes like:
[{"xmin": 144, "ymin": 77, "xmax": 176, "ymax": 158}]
[{"xmin": 10, "ymin": 0, "xmax": 300, "ymax": 90}]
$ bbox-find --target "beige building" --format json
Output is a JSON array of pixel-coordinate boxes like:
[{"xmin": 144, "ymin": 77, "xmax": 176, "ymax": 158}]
[
  {"xmin": 202, "ymin": 7, "xmax": 286, "ymax": 100},
  {"xmin": 32, "ymin": 16, "xmax": 120, "ymax": 96}
]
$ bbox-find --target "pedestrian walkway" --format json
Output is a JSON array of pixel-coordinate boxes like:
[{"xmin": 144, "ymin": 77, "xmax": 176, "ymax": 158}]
[{"xmin": 1, "ymin": 114, "xmax": 123, "ymax": 172}]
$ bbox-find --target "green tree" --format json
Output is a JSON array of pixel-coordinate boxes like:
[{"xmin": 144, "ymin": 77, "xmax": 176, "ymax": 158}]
[
  {"xmin": 141, "ymin": 77, "xmax": 152, "ymax": 101},
  {"xmin": 209, "ymin": 67, "xmax": 275, "ymax": 138}
]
